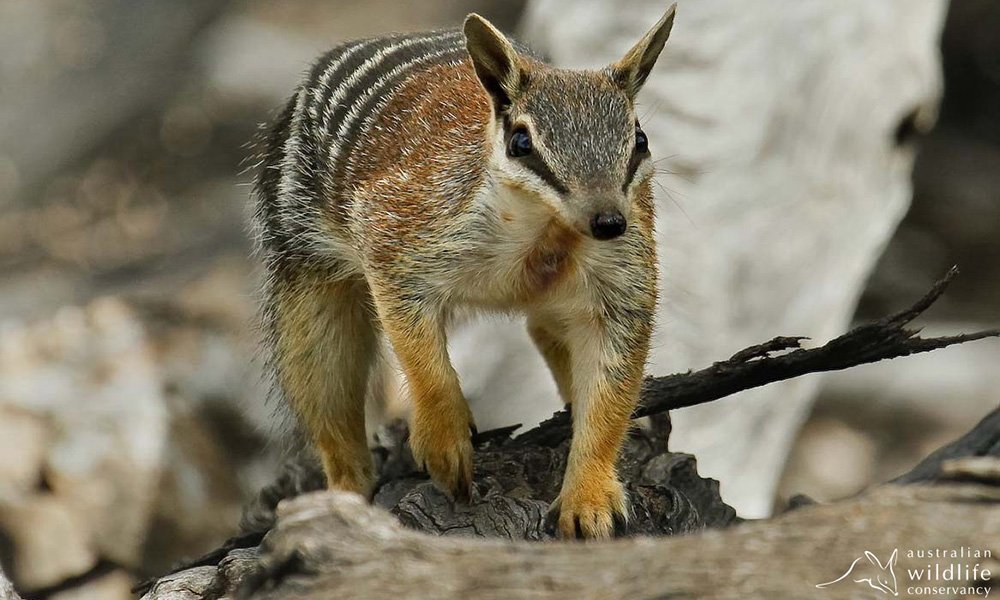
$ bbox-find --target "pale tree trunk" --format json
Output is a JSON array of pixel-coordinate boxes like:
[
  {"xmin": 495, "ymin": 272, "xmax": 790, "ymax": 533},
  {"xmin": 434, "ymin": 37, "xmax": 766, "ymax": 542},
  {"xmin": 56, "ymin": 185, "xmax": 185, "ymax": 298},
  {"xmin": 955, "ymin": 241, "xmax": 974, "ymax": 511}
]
[{"xmin": 450, "ymin": 0, "xmax": 949, "ymax": 518}]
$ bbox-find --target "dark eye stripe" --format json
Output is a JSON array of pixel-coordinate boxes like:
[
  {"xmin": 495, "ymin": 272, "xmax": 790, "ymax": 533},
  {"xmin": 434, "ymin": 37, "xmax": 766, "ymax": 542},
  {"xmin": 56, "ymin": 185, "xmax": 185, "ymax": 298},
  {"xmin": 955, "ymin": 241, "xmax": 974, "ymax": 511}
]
[
  {"xmin": 623, "ymin": 153, "xmax": 647, "ymax": 191},
  {"xmin": 520, "ymin": 154, "xmax": 570, "ymax": 195},
  {"xmin": 623, "ymin": 123, "xmax": 650, "ymax": 191},
  {"xmin": 503, "ymin": 116, "xmax": 570, "ymax": 195}
]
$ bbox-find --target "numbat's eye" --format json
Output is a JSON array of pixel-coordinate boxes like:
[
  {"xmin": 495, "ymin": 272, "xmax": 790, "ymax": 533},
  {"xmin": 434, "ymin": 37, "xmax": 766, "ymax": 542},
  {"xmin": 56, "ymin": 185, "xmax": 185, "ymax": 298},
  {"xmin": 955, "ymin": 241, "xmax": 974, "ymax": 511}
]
[
  {"xmin": 508, "ymin": 127, "xmax": 533, "ymax": 157},
  {"xmin": 635, "ymin": 124, "xmax": 649, "ymax": 154}
]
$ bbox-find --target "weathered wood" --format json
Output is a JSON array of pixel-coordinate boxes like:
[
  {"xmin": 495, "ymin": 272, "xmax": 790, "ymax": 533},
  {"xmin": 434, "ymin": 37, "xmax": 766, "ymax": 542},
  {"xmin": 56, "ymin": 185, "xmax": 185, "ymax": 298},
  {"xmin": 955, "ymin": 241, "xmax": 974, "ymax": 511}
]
[
  {"xmin": 236, "ymin": 416, "xmax": 736, "ymax": 541},
  {"xmin": 149, "ymin": 480, "xmax": 1000, "ymax": 600},
  {"xmin": 140, "ymin": 406, "xmax": 1000, "ymax": 599},
  {"xmin": 893, "ymin": 408, "xmax": 1000, "ymax": 485},
  {"xmin": 137, "ymin": 275, "xmax": 1000, "ymax": 599}
]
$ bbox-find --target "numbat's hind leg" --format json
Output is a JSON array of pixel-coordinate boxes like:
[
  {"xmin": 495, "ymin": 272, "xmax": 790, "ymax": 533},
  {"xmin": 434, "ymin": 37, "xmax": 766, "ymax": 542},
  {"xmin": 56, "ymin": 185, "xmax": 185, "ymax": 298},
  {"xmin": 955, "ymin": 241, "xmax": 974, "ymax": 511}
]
[{"xmin": 271, "ymin": 271, "xmax": 380, "ymax": 495}]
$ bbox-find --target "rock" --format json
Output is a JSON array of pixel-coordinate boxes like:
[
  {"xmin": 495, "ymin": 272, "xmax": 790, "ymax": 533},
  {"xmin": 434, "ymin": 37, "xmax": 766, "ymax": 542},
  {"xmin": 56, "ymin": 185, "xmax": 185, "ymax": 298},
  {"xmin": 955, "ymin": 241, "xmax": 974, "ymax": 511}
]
[
  {"xmin": 0, "ymin": 298, "xmax": 168, "ymax": 587},
  {"xmin": 0, "ymin": 289, "xmax": 274, "ymax": 590},
  {"xmin": 49, "ymin": 570, "xmax": 133, "ymax": 600},
  {"xmin": 0, "ymin": 410, "xmax": 47, "ymax": 492},
  {"xmin": 0, "ymin": 495, "xmax": 95, "ymax": 591}
]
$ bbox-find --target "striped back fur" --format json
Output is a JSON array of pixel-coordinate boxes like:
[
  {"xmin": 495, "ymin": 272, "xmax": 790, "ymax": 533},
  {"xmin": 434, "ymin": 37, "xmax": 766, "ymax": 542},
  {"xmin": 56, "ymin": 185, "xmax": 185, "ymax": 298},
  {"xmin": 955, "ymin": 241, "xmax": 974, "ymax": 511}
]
[{"xmin": 252, "ymin": 29, "xmax": 548, "ymax": 277}]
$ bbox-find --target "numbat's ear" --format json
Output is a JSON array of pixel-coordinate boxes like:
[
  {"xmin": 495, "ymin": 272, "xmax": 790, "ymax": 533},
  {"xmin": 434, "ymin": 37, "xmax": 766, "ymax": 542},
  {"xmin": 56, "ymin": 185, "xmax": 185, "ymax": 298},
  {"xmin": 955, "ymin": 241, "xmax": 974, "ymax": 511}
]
[
  {"xmin": 464, "ymin": 14, "xmax": 525, "ymax": 113},
  {"xmin": 611, "ymin": 3, "xmax": 677, "ymax": 99}
]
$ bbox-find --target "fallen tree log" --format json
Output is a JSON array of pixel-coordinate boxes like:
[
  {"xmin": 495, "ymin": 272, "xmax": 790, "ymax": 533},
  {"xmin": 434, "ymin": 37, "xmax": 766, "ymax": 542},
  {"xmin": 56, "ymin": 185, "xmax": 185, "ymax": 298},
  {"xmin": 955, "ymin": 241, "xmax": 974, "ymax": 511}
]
[
  {"xmin": 137, "ymin": 271, "xmax": 999, "ymax": 599},
  {"xmin": 168, "ymin": 478, "xmax": 1000, "ymax": 600}
]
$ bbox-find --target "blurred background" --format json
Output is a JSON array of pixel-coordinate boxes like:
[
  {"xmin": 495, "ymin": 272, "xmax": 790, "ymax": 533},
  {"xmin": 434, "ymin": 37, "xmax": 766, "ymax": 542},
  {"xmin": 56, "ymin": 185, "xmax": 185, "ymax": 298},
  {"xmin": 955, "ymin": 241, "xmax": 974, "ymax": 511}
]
[{"xmin": 0, "ymin": 1, "xmax": 996, "ymax": 598}]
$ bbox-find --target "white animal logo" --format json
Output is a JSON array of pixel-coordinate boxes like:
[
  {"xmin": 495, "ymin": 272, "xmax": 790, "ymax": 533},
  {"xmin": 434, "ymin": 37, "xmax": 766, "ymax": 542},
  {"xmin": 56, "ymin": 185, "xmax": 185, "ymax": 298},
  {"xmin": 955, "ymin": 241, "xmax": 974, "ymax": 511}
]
[{"xmin": 816, "ymin": 549, "xmax": 899, "ymax": 596}]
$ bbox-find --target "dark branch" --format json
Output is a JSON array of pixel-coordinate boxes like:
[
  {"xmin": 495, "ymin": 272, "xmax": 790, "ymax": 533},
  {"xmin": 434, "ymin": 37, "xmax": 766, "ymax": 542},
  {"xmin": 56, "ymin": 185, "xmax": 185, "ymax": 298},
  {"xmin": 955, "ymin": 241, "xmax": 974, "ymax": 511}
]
[
  {"xmin": 640, "ymin": 267, "xmax": 997, "ymax": 414},
  {"xmin": 892, "ymin": 407, "xmax": 1000, "ymax": 484}
]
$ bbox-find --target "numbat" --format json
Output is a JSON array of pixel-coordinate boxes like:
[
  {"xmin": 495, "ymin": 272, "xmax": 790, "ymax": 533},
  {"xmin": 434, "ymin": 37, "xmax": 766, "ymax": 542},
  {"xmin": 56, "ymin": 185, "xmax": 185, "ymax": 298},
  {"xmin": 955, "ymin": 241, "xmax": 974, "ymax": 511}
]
[{"xmin": 252, "ymin": 5, "xmax": 676, "ymax": 539}]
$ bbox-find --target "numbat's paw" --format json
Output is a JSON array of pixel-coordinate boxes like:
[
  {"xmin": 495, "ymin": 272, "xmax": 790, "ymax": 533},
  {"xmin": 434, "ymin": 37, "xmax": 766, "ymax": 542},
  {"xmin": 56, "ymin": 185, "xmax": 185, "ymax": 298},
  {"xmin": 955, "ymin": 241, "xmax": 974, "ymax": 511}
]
[
  {"xmin": 547, "ymin": 475, "xmax": 629, "ymax": 539},
  {"xmin": 409, "ymin": 416, "xmax": 475, "ymax": 502}
]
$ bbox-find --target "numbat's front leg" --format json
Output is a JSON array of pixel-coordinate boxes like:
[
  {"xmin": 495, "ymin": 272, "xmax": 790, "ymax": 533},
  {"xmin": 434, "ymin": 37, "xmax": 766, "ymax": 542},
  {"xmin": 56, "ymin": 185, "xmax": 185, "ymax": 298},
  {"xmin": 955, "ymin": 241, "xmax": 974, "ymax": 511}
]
[
  {"xmin": 547, "ymin": 268, "xmax": 656, "ymax": 539},
  {"xmin": 371, "ymin": 284, "xmax": 476, "ymax": 502}
]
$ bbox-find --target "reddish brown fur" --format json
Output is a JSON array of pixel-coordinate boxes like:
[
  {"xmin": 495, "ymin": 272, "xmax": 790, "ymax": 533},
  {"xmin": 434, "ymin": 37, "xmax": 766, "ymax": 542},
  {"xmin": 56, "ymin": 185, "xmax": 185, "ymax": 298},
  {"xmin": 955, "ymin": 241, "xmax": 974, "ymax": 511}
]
[
  {"xmin": 522, "ymin": 221, "xmax": 580, "ymax": 295},
  {"xmin": 347, "ymin": 61, "xmax": 491, "ymax": 253}
]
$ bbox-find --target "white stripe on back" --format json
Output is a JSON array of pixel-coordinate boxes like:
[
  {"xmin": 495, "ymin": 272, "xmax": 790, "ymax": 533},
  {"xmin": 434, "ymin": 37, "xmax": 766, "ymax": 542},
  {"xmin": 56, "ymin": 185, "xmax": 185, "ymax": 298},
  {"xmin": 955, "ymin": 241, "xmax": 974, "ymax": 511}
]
[
  {"xmin": 319, "ymin": 32, "xmax": 454, "ymax": 146},
  {"xmin": 278, "ymin": 87, "xmax": 310, "ymax": 204},
  {"xmin": 308, "ymin": 39, "xmax": 370, "ymax": 124},
  {"xmin": 329, "ymin": 40, "xmax": 460, "ymax": 174}
]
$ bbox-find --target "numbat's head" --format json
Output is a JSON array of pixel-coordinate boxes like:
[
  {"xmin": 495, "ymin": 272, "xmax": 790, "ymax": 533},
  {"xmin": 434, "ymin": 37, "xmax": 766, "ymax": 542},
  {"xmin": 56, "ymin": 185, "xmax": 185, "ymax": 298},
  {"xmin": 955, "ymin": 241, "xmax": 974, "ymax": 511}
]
[{"xmin": 464, "ymin": 5, "xmax": 675, "ymax": 241}]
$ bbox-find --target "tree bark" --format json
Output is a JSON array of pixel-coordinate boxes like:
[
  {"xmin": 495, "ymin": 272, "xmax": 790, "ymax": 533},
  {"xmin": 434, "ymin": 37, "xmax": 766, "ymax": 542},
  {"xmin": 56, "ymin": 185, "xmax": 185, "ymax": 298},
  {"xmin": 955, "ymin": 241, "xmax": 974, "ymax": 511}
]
[
  {"xmin": 136, "ymin": 275, "xmax": 1000, "ymax": 599},
  {"xmin": 143, "ymin": 457, "xmax": 1000, "ymax": 600}
]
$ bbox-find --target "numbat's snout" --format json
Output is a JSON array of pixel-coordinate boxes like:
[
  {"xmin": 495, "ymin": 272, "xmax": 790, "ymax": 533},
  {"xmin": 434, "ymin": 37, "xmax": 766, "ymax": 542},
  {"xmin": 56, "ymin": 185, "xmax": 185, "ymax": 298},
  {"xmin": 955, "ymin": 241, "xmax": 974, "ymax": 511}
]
[{"xmin": 591, "ymin": 211, "xmax": 628, "ymax": 240}]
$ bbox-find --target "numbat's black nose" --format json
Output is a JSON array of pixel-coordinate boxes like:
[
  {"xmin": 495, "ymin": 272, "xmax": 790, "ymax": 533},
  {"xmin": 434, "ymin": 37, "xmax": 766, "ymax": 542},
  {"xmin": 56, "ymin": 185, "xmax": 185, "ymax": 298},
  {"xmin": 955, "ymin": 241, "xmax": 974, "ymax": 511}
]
[{"xmin": 590, "ymin": 211, "xmax": 627, "ymax": 240}]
